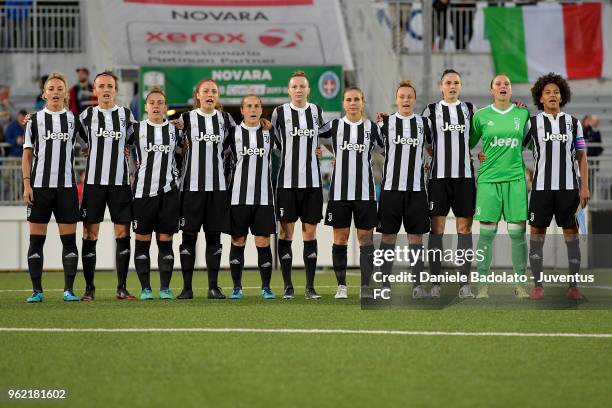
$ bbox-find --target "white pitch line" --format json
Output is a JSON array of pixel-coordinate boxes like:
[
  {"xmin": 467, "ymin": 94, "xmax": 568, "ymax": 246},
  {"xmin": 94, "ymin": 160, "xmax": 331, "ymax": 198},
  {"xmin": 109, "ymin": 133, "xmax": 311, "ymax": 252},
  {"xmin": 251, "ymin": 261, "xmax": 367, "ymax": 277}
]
[{"xmin": 0, "ymin": 327, "xmax": 611, "ymax": 338}]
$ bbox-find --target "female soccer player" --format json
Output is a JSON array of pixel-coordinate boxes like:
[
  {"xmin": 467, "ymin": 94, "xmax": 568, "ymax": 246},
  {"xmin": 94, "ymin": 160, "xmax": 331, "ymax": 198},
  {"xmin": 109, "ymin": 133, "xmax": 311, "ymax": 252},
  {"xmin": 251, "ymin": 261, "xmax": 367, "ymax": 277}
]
[
  {"xmin": 524, "ymin": 73, "xmax": 589, "ymax": 300},
  {"xmin": 469, "ymin": 74, "xmax": 530, "ymax": 299},
  {"xmin": 131, "ymin": 88, "xmax": 182, "ymax": 300},
  {"xmin": 22, "ymin": 73, "xmax": 86, "ymax": 303},
  {"xmin": 421, "ymin": 69, "xmax": 477, "ymax": 299},
  {"xmin": 224, "ymin": 94, "xmax": 279, "ymax": 300},
  {"xmin": 271, "ymin": 71, "xmax": 324, "ymax": 300},
  {"xmin": 79, "ymin": 71, "xmax": 136, "ymax": 301},
  {"xmin": 377, "ymin": 80, "xmax": 432, "ymax": 299},
  {"xmin": 176, "ymin": 79, "xmax": 235, "ymax": 300},
  {"xmin": 319, "ymin": 87, "xmax": 382, "ymax": 299}
]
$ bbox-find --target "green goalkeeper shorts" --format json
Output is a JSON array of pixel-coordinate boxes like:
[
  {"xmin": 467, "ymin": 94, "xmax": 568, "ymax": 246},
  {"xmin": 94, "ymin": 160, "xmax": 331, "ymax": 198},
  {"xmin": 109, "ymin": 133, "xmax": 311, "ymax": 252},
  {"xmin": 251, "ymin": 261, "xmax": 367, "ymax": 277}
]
[{"xmin": 475, "ymin": 178, "xmax": 528, "ymax": 223}]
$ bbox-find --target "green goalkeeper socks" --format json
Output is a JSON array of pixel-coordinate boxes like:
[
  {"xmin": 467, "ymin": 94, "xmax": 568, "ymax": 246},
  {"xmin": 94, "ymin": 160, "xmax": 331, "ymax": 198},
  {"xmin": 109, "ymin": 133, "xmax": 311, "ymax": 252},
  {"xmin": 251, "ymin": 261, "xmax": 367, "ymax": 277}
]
[
  {"xmin": 508, "ymin": 224, "xmax": 527, "ymax": 276},
  {"xmin": 477, "ymin": 225, "xmax": 497, "ymax": 276}
]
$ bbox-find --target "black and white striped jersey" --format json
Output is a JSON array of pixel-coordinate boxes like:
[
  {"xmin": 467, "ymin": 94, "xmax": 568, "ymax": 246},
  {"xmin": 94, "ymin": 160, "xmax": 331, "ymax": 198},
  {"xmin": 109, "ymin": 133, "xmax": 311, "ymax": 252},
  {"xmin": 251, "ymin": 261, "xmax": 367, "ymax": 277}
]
[
  {"xmin": 80, "ymin": 105, "xmax": 135, "ymax": 186},
  {"xmin": 525, "ymin": 112, "xmax": 586, "ymax": 191},
  {"xmin": 132, "ymin": 120, "xmax": 182, "ymax": 199},
  {"xmin": 180, "ymin": 109, "xmax": 235, "ymax": 192},
  {"xmin": 224, "ymin": 123, "xmax": 279, "ymax": 206},
  {"xmin": 379, "ymin": 113, "xmax": 431, "ymax": 192},
  {"xmin": 23, "ymin": 108, "xmax": 85, "ymax": 188},
  {"xmin": 422, "ymin": 100, "xmax": 475, "ymax": 179},
  {"xmin": 271, "ymin": 102, "xmax": 324, "ymax": 189},
  {"xmin": 319, "ymin": 117, "xmax": 383, "ymax": 201}
]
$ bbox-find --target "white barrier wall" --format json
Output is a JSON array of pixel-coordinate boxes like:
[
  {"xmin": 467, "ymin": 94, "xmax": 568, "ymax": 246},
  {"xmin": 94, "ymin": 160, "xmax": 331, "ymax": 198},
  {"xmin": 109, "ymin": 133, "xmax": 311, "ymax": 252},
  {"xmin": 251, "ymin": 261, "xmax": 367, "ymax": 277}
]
[{"xmin": 0, "ymin": 206, "xmax": 584, "ymax": 271}]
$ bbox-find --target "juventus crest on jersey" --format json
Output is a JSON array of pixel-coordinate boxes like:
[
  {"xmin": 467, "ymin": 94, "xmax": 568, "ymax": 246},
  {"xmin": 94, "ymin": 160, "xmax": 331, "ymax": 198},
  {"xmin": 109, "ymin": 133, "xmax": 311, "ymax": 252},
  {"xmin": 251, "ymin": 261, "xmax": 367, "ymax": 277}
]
[
  {"xmin": 379, "ymin": 113, "xmax": 431, "ymax": 192},
  {"xmin": 181, "ymin": 109, "xmax": 235, "ymax": 192},
  {"xmin": 80, "ymin": 105, "xmax": 135, "ymax": 186},
  {"xmin": 319, "ymin": 117, "xmax": 382, "ymax": 201},
  {"xmin": 225, "ymin": 123, "xmax": 278, "ymax": 206},
  {"xmin": 525, "ymin": 112, "xmax": 585, "ymax": 191},
  {"xmin": 132, "ymin": 120, "xmax": 182, "ymax": 199},
  {"xmin": 422, "ymin": 100, "xmax": 475, "ymax": 179},
  {"xmin": 271, "ymin": 102, "xmax": 324, "ymax": 189},
  {"xmin": 24, "ymin": 108, "xmax": 85, "ymax": 188}
]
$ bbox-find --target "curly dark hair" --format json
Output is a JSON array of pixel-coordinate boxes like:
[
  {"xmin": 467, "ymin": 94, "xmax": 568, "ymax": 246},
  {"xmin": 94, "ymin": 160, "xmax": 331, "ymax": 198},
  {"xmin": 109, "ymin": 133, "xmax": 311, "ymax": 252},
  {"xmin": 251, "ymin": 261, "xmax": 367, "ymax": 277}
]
[{"xmin": 531, "ymin": 72, "xmax": 571, "ymax": 111}]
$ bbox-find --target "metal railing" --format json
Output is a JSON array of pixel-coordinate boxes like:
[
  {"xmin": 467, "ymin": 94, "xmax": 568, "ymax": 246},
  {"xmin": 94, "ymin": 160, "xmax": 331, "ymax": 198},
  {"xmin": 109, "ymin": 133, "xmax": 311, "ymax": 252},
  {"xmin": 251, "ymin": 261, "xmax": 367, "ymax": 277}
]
[
  {"xmin": 0, "ymin": 0, "xmax": 82, "ymax": 53},
  {"xmin": 381, "ymin": 0, "xmax": 607, "ymax": 54}
]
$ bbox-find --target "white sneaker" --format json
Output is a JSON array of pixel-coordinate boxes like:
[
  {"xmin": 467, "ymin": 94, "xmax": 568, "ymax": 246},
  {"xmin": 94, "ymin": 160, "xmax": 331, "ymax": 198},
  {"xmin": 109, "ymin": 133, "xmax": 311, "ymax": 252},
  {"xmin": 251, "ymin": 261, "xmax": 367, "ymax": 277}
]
[
  {"xmin": 412, "ymin": 285, "xmax": 430, "ymax": 299},
  {"xmin": 476, "ymin": 284, "xmax": 489, "ymax": 299},
  {"xmin": 334, "ymin": 285, "xmax": 348, "ymax": 299},
  {"xmin": 430, "ymin": 285, "xmax": 441, "ymax": 298},
  {"xmin": 458, "ymin": 285, "xmax": 475, "ymax": 299}
]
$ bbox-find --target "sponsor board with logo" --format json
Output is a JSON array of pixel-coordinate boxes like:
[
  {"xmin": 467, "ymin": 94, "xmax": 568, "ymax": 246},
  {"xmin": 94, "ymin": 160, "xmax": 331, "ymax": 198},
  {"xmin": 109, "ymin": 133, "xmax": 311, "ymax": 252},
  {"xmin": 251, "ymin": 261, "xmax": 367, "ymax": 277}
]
[
  {"xmin": 100, "ymin": 0, "xmax": 352, "ymax": 68},
  {"xmin": 140, "ymin": 65, "xmax": 343, "ymax": 111}
]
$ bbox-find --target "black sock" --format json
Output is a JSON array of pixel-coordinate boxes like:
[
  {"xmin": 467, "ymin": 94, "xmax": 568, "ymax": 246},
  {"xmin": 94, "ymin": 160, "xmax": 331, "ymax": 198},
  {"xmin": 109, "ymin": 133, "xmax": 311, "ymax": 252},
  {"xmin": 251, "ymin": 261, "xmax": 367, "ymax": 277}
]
[
  {"xmin": 428, "ymin": 233, "xmax": 443, "ymax": 279},
  {"xmin": 157, "ymin": 240, "xmax": 174, "ymax": 290},
  {"xmin": 457, "ymin": 233, "xmax": 473, "ymax": 288},
  {"xmin": 257, "ymin": 245, "xmax": 273, "ymax": 289},
  {"xmin": 27, "ymin": 235, "xmax": 46, "ymax": 292},
  {"xmin": 360, "ymin": 244, "xmax": 375, "ymax": 287},
  {"xmin": 379, "ymin": 242, "xmax": 395, "ymax": 289},
  {"xmin": 115, "ymin": 236, "xmax": 131, "ymax": 289},
  {"xmin": 229, "ymin": 244, "xmax": 245, "ymax": 288},
  {"xmin": 278, "ymin": 239, "xmax": 293, "ymax": 288},
  {"xmin": 134, "ymin": 239, "xmax": 151, "ymax": 290},
  {"xmin": 61, "ymin": 234, "xmax": 78, "ymax": 291},
  {"xmin": 303, "ymin": 240, "xmax": 318, "ymax": 289},
  {"xmin": 205, "ymin": 232, "xmax": 222, "ymax": 289},
  {"xmin": 566, "ymin": 238, "xmax": 581, "ymax": 288},
  {"xmin": 409, "ymin": 243, "xmax": 424, "ymax": 286},
  {"xmin": 332, "ymin": 244, "xmax": 348, "ymax": 286},
  {"xmin": 529, "ymin": 239, "xmax": 545, "ymax": 288},
  {"xmin": 81, "ymin": 239, "xmax": 97, "ymax": 289},
  {"xmin": 179, "ymin": 233, "xmax": 197, "ymax": 291}
]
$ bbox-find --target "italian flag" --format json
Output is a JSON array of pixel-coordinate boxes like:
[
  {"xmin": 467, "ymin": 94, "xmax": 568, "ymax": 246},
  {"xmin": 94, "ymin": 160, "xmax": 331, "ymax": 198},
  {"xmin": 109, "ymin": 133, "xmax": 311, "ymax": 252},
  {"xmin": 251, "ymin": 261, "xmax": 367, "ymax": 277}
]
[{"xmin": 484, "ymin": 3, "xmax": 603, "ymax": 82}]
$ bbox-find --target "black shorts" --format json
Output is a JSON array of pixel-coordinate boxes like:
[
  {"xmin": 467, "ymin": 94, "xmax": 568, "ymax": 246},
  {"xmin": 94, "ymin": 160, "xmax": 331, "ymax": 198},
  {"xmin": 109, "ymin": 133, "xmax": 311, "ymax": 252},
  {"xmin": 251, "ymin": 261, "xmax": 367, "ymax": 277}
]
[
  {"xmin": 81, "ymin": 184, "xmax": 132, "ymax": 224},
  {"xmin": 27, "ymin": 187, "xmax": 80, "ymax": 224},
  {"xmin": 428, "ymin": 178, "xmax": 476, "ymax": 217},
  {"xmin": 529, "ymin": 189, "xmax": 579, "ymax": 228},
  {"xmin": 132, "ymin": 189, "xmax": 180, "ymax": 235},
  {"xmin": 276, "ymin": 187, "xmax": 323, "ymax": 224},
  {"xmin": 377, "ymin": 190, "xmax": 430, "ymax": 234},
  {"xmin": 324, "ymin": 200, "xmax": 378, "ymax": 229},
  {"xmin": 231, "ymin": 205, "xmax": 277, "ymax": 237},
  {"xmin": 180, "ymin": 190, "xmax": 231, "ymax": 234}
]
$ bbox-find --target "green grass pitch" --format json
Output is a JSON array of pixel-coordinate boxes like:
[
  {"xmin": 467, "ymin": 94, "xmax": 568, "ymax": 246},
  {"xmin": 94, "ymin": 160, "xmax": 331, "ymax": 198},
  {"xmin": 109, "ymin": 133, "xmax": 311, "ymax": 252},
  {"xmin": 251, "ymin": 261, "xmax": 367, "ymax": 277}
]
[{"xmin": 1, "ymin": 270, "xmax": 612, "ymax": 407}]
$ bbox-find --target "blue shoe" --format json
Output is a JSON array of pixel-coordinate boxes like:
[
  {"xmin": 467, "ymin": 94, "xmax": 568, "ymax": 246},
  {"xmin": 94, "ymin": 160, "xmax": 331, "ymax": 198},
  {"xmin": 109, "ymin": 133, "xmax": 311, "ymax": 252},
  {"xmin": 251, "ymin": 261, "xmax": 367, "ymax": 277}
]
[
  {"xmin": 26, "ymin": 291, "xmax": 44, "ymax": 303},
  {"xmin": 63, "ymin": 290, "xmax": 80, "ymax": 302},
  {"xmin": 261, "ymin": 287, "xmax": 276, "ymax": 300},
  {"xmin": 228, "ymin": 287, "xmax": 243, "ymax": 299},
  {"xmin": 159, "ymin": 288, "xmax": 174, "ymax": 300},
  {"xmin": 140, "ymin": 288, "xmax": 154, "ymax": 300}
]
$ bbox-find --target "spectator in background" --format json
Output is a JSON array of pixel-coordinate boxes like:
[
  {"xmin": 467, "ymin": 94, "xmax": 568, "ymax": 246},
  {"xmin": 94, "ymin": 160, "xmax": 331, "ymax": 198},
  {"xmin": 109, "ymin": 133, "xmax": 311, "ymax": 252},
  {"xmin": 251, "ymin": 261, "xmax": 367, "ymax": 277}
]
[
  {"xmin": 583, "ymin": 114, "xmax": 603, "ymax": 176},
  {"xmin": 0, "ymin": 85, "xmax": 16, "ymax": 134},
  {"xmin": 451, "ymin": 1, "xmax": 476, "ymax": 50},
  {"xmin": 387, "ymin": 0, "xmax": 411, "ymax": 52},
  {"xmin": 433, "ymin": 0, "xmax": 449, "ymax": 50},
  {"xmin": 34, "ymin": 75, "xmax": 49, "ymax": 111},
  {"xmin": 69, "ymin": 67, "xmax": 96, "ymax": 114},
  {"xmin": 4, "ymin": 110, "xmax": 27, "ymax": 157}
]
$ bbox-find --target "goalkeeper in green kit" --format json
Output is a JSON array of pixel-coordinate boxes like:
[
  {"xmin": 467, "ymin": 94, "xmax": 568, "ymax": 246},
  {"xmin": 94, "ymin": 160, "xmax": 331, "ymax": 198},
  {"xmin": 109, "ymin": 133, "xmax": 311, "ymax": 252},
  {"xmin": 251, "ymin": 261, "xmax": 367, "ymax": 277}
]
[{"xmin": 469, "ymin": 74, "xmax": 530, "ymax": 299}]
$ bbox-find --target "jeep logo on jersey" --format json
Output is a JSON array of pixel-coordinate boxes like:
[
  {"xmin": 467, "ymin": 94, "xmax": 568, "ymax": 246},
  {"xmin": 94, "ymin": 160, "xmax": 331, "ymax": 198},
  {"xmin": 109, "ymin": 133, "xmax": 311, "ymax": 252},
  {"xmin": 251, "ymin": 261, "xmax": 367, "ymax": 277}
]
[
  {"xmin": 239, "ymin": 146, "xmax": 265, "ymax": 156},
  {"xmin": 339, "ymin": 141, "xmax": 366, "ymax": 152},
  {"xmin": 392, "ymin": 136, "xmax": 420, "ymax": 146},
  {"xmin": 195, "ymin": 133, "xmax": 222, "ymax": 143},
  {"xmin": 144, "ymin": 143, "xmax": 172, "ymax": 154},
  {"xmin": 543, "ymin": 132, "xmax": 569, "ymax": 142},
  {"xmin": 441, "ymin": 123, "xmax": 466, "ymax": 133},
  {"xmin": 490, "ymin": 136, "xmax": 519, "ymax": 148},
  {"xmin": 95, "ymin": 129, "xmax": 122, "ymax": 140},
  {"xmin": 43, "ymin": 131, "xmax": 70, "ymax": 141},
  {"xmin": 289, "ymin": 127, "xmax": 315, "ymax": 138}
]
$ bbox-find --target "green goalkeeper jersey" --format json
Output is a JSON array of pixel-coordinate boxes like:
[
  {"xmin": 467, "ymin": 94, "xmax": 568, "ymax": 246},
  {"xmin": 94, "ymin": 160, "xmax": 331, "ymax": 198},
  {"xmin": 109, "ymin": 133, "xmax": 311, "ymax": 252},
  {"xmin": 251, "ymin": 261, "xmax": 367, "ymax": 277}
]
[{"xmin": 469, "ymin": 104, "xmax": 530, "ymax": 183}]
